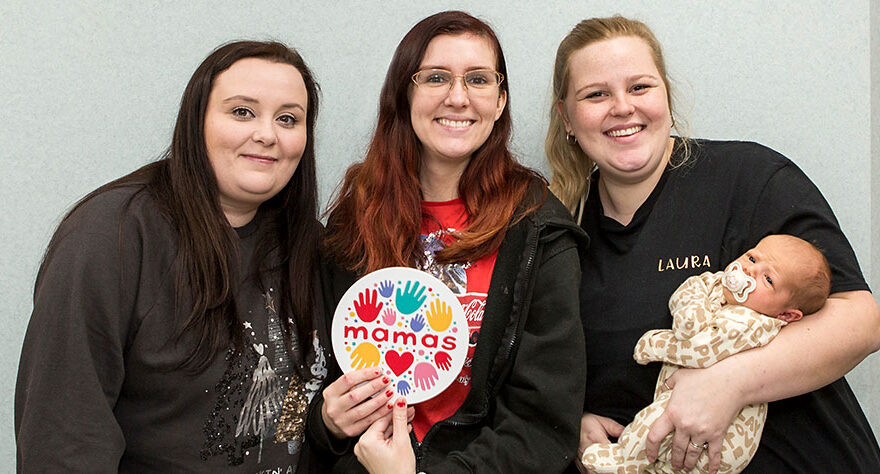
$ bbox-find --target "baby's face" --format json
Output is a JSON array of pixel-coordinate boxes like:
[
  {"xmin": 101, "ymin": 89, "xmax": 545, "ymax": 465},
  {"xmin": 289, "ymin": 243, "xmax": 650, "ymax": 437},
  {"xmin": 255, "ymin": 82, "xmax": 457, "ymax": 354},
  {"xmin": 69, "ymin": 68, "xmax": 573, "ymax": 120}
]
[{"xmin": 723, "ymin": 235, "xmax": 801, "ymax": 318}]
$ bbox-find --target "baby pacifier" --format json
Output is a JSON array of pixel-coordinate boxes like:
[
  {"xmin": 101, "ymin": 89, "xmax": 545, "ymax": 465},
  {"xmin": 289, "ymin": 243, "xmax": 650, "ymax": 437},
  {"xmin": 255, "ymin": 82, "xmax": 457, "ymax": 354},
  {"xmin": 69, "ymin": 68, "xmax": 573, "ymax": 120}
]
[{"xmin": 722, "ymin": 261, "xmax": 757, "ymax": 303}]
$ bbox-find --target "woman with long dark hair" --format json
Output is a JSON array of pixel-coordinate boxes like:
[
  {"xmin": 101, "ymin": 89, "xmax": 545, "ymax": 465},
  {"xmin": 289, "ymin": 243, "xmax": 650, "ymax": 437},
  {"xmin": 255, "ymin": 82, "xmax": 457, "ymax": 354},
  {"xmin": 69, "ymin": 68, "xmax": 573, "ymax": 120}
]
[
  {"xmin": 310, "ymin": 11, "xmax": 587, "ymax": 473},
  {"xmin": 16, "ymin": 41, "xmax": 328, "ymax": 472}
]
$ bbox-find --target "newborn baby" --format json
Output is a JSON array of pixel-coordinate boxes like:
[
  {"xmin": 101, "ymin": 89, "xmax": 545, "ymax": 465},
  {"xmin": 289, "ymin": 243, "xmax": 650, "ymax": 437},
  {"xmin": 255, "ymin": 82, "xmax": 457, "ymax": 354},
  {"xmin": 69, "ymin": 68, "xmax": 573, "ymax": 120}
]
[{"xmin": 582, "ymin": 234, "xmax": 831, "ymax": 474}]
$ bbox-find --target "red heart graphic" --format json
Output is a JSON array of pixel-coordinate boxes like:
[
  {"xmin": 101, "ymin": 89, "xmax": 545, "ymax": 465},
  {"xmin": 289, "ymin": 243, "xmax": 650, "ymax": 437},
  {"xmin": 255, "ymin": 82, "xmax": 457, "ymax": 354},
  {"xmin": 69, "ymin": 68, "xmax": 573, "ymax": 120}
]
[{"xmin": 385, "ymin": 350, "xmax": 414, "ymax": 377}]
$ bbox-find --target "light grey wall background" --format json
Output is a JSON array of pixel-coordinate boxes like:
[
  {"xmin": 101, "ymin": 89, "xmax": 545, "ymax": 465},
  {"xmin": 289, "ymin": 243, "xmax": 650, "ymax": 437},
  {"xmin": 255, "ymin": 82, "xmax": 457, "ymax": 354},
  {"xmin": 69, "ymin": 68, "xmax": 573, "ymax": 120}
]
[
  {"xmin": 873, "ymin": 0, "xmax": 880, "ymax": 366},
  {"xmin": 2, "ymin": 0, "xmax": 878, "ymax": 469}
]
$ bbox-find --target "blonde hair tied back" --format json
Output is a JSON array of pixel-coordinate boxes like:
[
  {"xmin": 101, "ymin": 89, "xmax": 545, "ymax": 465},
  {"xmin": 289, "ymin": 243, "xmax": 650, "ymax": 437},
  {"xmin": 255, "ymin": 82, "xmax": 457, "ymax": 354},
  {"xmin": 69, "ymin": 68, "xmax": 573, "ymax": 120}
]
[{"xmin": 546, "ymin": 15, "xmax": 689, "ymax": 214}]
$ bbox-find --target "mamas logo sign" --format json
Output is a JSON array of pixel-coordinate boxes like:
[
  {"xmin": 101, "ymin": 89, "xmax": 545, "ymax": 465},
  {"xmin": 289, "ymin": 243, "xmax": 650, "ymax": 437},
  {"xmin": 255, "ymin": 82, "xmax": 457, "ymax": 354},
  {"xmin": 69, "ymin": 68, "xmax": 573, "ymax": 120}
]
[{"xmin": 332, "ymin": 267, "xmax": 468, "ymax": 404}]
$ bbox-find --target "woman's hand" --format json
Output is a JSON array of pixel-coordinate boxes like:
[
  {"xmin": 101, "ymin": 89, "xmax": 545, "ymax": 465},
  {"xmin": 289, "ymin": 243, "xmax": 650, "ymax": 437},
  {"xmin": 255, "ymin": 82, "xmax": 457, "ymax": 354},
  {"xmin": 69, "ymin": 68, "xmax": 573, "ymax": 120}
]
[
  {"xmin": 646, "ymin": 367, "xmax": 743, "ymax": 474},
  {"xmin": 321, "ymin": 367, "xmax": 395, "ymax": 439},
  {"xmin": 575, "ymin": 412, "xmax": 624, "ymax": 474},
  {"xmin": 354, "ymin": 397, "xmax": 416, "ymax": 474}
]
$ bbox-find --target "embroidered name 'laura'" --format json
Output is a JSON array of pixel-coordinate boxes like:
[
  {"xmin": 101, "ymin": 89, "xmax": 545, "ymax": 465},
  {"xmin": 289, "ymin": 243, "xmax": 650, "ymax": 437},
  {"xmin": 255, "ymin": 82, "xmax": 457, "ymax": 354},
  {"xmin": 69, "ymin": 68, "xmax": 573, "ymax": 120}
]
[{"xmin": 657, "ymin": 255, "xmax": 711, "ymax": 272}]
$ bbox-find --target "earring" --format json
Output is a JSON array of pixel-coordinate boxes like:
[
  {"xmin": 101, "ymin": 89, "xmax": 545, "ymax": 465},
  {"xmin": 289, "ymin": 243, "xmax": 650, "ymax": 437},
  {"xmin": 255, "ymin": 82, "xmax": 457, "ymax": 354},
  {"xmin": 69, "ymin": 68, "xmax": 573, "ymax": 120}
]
[{"xmin": 566, "ymin": 133, "xmax": 578, "ymax": 145}]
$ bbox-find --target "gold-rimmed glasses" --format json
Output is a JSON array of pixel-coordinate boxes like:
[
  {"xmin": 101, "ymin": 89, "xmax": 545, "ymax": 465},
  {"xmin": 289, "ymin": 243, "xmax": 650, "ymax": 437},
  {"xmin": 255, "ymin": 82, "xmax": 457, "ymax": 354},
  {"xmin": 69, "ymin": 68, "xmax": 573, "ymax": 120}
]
[{"xmin": 411, "ymin": 68, "xmax": 504, "ymax": 96}]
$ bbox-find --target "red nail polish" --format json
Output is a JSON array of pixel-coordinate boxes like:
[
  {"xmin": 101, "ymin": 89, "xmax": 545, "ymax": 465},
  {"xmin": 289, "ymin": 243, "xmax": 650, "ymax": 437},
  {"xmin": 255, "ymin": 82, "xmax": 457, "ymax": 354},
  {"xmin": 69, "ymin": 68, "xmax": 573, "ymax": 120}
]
[
  {"xmin": 385, "ymin": 390, "xmax": 393, "ymax": 397},
  {"xmin": 396, "ymin": 399, "xmax": 406, "ymax": 408},
  {"xmin": 382, "ymin": 376, "xmax": 390, "ymax": 384},
  {"xmin": 386, "ymin": 403, "xmax": 393, "ymax": 410}
]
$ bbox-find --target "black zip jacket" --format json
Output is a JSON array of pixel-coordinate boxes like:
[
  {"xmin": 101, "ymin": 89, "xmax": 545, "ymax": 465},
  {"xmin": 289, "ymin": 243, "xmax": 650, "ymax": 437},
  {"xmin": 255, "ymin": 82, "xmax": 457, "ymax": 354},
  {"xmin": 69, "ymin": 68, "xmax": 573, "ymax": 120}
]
[{"xmin": 309, "ymin": 189, "xmax": 588, "ymax": 473}]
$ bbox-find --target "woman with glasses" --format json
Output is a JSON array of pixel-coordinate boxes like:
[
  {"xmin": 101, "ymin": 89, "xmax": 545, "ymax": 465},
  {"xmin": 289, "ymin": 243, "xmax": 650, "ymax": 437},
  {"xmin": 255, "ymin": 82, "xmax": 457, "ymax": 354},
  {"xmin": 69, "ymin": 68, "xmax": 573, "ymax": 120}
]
[
  {"xmin": 309, "ymin": 10, "xmax": 587, "ymax": 473},
  {"xmin": 16, "ymin": 41, "xmax": 328, "ymax": 472}
]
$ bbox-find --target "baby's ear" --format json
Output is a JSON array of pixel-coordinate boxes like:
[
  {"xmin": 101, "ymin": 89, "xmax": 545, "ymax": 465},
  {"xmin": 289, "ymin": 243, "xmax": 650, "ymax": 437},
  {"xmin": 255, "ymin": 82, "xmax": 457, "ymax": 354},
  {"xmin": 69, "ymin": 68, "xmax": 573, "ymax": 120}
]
[{"xmin": 777, "ymin": 309, "xmax": 803, "ymax": 323}]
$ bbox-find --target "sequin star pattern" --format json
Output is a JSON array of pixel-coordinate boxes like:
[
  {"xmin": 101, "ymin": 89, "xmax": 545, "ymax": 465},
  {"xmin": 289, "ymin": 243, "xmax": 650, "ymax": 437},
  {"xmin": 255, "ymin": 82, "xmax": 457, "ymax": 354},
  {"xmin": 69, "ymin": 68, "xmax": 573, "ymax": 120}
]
[{"xmin": 264, "ymin": 289, "xmax": 277, "ymax": 314}]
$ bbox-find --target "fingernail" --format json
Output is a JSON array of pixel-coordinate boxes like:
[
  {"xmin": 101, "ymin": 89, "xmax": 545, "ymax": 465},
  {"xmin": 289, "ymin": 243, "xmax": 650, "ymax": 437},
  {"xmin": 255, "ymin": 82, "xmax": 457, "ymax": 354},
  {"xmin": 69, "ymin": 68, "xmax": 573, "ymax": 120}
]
[
  {"xmin": 374, "ymin": 369, "xmax": 381, "ymax": 375},
  {"xmin": 396, "ymin": 399, "xmax": 406, "ymax": 407},
  {"xmin": 386, "ymin": 403, "xmax": 393, "ymax": 410},
  {"xmin": 385, "ymin": 390, "xmax": 393, "ymax": 397},
  {"xmin": 382, "ymin": 376, "xmax": 389, "ymax": 384}
]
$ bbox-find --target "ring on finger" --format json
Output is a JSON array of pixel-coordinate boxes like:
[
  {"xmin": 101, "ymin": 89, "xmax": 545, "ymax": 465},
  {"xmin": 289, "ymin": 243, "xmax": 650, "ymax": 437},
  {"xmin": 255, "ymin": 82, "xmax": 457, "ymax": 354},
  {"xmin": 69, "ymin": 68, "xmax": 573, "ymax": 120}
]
[{"xmin": 688, "ymin": 440, "xmax": 708, "ymax": 450}]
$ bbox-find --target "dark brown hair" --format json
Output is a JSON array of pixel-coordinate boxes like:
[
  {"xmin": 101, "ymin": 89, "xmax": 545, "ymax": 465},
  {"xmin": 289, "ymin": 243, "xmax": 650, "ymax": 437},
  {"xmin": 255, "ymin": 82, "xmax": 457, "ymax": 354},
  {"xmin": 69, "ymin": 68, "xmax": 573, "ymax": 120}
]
[
  {"xmin": 324, "ymin": 10, "xmax": 543, "ymax": 274},
  {"xmin": 60, "ymin": 41, "xmax": 321, "ymax": 371}
]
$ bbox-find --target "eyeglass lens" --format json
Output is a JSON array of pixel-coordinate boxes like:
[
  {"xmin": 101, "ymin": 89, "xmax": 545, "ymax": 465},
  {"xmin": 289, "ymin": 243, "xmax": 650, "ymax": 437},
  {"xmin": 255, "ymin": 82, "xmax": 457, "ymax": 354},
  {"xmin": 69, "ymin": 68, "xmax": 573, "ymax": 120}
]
[{"xmin": 414, "ymin": 69, "xmax": 500, "ymax": 92}]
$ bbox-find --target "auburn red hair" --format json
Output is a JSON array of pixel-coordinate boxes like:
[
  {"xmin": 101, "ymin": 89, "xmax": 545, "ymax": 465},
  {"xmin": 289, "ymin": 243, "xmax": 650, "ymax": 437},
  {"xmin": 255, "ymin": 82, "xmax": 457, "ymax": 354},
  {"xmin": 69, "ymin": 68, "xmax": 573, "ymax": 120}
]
[{"xmin": 325, "ymin": 10, "xmax": 544, "ymax": 274}]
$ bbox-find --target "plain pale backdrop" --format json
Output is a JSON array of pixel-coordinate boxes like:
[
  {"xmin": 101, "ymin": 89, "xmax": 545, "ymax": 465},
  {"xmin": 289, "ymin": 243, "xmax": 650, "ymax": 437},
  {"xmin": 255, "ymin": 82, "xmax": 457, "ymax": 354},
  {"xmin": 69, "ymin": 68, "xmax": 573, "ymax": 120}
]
[{"xmin": 2, "ymin": 0, "xmax": 878, "ymax": 470}]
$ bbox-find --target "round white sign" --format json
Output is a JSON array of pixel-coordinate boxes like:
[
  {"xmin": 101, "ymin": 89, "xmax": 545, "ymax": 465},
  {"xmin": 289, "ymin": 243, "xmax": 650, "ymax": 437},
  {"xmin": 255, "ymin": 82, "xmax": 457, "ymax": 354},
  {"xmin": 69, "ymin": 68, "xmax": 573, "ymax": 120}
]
[{"xmin": 331, "ymin": 267, "xmax": 468, "ymax": 404}]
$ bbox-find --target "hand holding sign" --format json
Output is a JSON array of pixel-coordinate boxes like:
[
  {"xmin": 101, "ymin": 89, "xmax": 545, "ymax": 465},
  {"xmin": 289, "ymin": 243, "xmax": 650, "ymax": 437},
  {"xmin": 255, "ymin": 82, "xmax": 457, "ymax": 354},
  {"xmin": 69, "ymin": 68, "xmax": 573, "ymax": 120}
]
[{"xmin": 332, "ymin": 267, "xmax": 467, "ymax": 404}]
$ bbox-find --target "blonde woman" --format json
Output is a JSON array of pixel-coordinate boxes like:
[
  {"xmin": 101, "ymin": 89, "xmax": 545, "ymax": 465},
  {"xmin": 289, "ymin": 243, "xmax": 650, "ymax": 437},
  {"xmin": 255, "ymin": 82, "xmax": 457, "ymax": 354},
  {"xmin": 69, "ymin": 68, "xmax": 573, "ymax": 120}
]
[{"xmin": 546, "ymin": 16, "xmax": 880, "ymax": 474}]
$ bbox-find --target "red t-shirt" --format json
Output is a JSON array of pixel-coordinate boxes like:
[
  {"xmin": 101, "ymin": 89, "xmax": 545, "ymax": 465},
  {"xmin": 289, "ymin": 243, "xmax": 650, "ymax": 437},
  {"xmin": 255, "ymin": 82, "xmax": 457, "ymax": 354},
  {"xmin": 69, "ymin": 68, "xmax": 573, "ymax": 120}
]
[{"xmin": 412, "ymin": 199, "xmax": 497, "ymax": 441}]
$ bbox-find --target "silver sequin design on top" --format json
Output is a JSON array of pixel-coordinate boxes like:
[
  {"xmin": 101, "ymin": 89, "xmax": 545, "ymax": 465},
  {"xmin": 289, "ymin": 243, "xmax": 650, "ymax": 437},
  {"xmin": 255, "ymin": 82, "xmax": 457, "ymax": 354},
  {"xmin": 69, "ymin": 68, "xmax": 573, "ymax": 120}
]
[{"xmin": 419, "ymin": 229, "xmax": 470, "ymax": 295}]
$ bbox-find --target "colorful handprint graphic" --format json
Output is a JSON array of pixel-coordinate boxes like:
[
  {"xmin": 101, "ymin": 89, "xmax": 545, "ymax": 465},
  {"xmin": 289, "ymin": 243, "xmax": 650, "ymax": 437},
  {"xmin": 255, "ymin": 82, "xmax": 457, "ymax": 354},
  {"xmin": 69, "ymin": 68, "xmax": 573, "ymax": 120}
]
[
  {"xmin": 396, "ymin": 281, "xmax": 427, "ymax": 314},
  {"xmin": 413, "ymin": 363, "xmax": 439, "ymax": 390},
  {"xmin": 427, "ymin": 299, "xmax": 452, "ymax": 332},
  {"xmin": 353, "ymin": 288, "xmax": 383, "ymax": 323},
  {"xmin": 350, "ymin": 342, "xmax": 380, "ymax": 369},
  {"xmin": 377, "ymin": 280, "xmax": 394, "ymax": 298},
  {"xmin": 381, "ymin": 307, "xmax": 396, "ymax": 326},
  {"xmin": 410, "ymin": 314, "xmax": 426, "ymax": 332},
  {"xmin": 435, "ymin": 351, "xmax": 452, "ymax": 371},
  {"xmin": 332, "ymin": 267, "xmax": 469, "ymax": 404}
]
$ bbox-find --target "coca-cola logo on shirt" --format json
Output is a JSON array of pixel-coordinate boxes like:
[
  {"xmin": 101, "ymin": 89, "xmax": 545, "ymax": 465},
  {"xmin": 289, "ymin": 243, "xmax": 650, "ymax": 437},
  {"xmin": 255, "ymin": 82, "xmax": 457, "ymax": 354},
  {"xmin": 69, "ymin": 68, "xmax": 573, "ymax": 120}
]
[
  {"xmin": 458, "ymin": 293, "xmax": 485, "ymax": 348},
  {"xmin": 461, "ymin": 296, "xmax": 485, "ymax": 324}
]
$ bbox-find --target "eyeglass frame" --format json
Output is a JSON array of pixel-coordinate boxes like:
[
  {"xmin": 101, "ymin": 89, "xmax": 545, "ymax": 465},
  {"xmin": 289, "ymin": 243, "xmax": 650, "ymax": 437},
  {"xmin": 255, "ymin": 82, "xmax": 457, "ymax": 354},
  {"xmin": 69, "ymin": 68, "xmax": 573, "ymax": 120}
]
[{"xmin": 410, "ymin": 68, "xmax": 505, "ymax": 94}]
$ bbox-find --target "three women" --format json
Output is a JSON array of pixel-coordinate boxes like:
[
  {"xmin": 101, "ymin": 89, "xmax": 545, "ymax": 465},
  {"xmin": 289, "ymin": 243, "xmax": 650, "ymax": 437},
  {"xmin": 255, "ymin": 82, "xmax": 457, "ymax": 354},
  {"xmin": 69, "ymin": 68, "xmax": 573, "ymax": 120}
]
[{"xmin": 16, "ymin": 11, "xmax": 879, "ymax": 474}]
